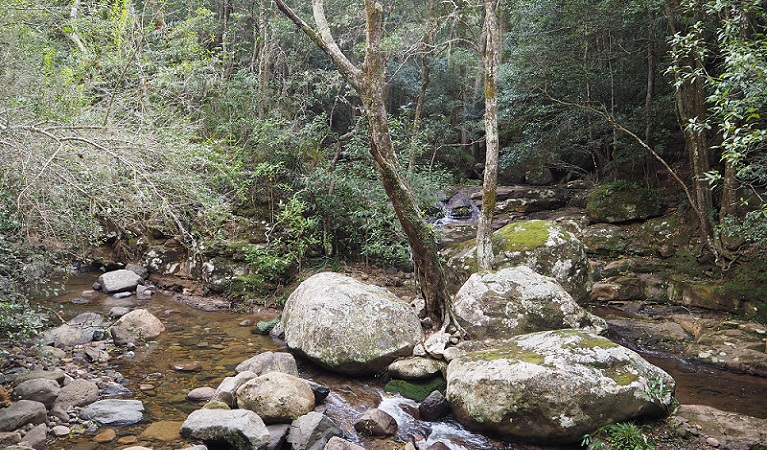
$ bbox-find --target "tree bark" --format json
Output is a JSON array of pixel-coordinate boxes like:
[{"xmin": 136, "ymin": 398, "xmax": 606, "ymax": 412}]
[
  {"xmin": 275, "ymin": 0, "xmax": 452, "ymax": 328},
  {"xmin": 476, "ymin": 0, "xmax": 500, "ymax": 273}
]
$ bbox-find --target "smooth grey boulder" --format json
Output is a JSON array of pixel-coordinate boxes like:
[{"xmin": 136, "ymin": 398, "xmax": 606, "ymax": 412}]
[
  {"xmin": 353, "ymin": 408, "xmax": 397, "ymax": 436},
  {"xmin": 419, "ymin": 390, "xmax": 450, "ymax": 422},
  {"xmin": 50, "ymin": 378, "xmax": 100, "ymax": 421},
  {"xmin": 180, "ymin": 408, "xmax": 270, "ymax": 450},
  {"xmin": 235, "ymin": 351, "xmax": 299, "ymax": 377},
  {"xmin": 109, "ymin": 308, "xmax": 165, "ymax": 346},
  {"xmin": 98, "ymin": 269, "xmax": 143, "ymax": 293},
  {"xmin": 446, "ymin": 329, "xmax": 676, "ymax": 444},
  {"xmin": 125, "ymin": 263, "xmax": 149, "ymax": 280},
  {"xmin": 0, "ymin": 400, "xmax": 47, "ymax": 432},
  {"xmin": 266, "ymin": 424, "xmax": 290, "ymax": 450},
  {"xmin": 213, "ymin": 371, "xmax": 258, "ymax": 407},
  {"xmin": 323, "ymin": 436, "xmax": 366, "ymax": 450},
  {"xmin": 387, "ymin": 357, "xmax": 445, "ymax": 380},
  {"xmin": 444, "ymin": 220, "xmax": 591, "ymax": 302},
  {"xmin": 287, "ymin": 412, "xmax": 342, "ymax": 450},
  {"xmin": 236, "ymin": 372, "xmax": 315, "ymax": 424},
  {"xmin": 452, "ymin": 266, "xmax": 606, "ymax": 340},
  {"xmin": 282, "ymin": 272, "xmax": 422, "ymax": 375},
  {"xmin": 19, "ymin": 424, "xmax": 46, "ymax": 450},
  {"xmin": 39, "ymin": 312, "xmax": 109, "ymax": 348},
  {"xmin": 12, "ymin": 378, "xmax": 60, "ymax": 408},
  {"xmin": 11, "ymin": 370, "xmax": 65, "ymax": 387},
  {"xmin": 79, "ymin": 399, "xmax": 144, "ymax": 426}
]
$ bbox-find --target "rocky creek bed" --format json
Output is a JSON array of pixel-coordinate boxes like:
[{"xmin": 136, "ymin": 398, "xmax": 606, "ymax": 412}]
[{"xmin": 1, "ymin": 268, "xmax": 766, "ymax": 450}]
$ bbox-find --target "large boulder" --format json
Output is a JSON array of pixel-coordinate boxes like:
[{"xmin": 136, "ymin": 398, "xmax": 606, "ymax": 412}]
[
  {"xmin": 98, "ymin": 269, "xmax": 143, "ymax": 293},
  {"xmin": 286, "ymin": 412, "xmax": 342, "ymax": 450},
  {"xmin": 446, "ymin": 329, "xmax": 675, "ymax": 444},
  {"xmin": 0, "ymin": 400, "xmax": 47, "ymax": 432},
  {"xmin": 12, "ymin": 379, "xmax": 60, "ymax": 408},
  {"xmin": 452, "ymin": 266, "xmax": 606, "ymax": 340},
  {"xmin": 281, "ymin": 272, "xmax": 423, "ymax": 375},
  {"xmin": 109, "ymin": 308, "xmax": 165, "ymax": 346},
  {"xmin": 444, "ymin": 220, "xmax": 590, "ymax": 301},
  {"xmin": 50, "ymin": 378, "xmax": 99, "ymax": 421},
  {"xmin": 180, "ymin": 409, "xmax": 270, "ymax": 450},
  {"xmin": 586, "ymin": 182, "xmax": 664, "ymax": 224},
  {"xmin": 235, "ymin": 372, "xmax": 315, "ymax": 424}
]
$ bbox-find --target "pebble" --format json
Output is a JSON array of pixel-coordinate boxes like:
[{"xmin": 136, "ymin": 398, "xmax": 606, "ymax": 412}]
[
  {"xmin": 706, "ymin": 437, "xmax": 720, "ymax": 447},
  {"xmin": 698, "ymin": 351, "xmax": 712, "ymax": 359},
  {"xmin": 139, "ymin": 383, "xmax": 155, "ymax": 391},
  {"xmin": 113, "ymin": 292, "xmax": 133, "ymax": 299},
  {"xmin": 186, "ymin": 387, "xmax": 216, "ymax": 402},
  {"xmin": 239, "ymin": 319, "xmax": 253, "ymax": 326},
  {"xmin": 94, "ymin": 428, "xmax": 117, "ymax": 443},
  {"xmin": 171, "ymin": 361, "xmax": 202, "ymax": 372},
  {"xmin": 117, "ymin": 435, "xmax": 138, "ymax": 444},
  {"xmin": 51, "ymin": 425, "xmax": 71, "ymax": 437}
]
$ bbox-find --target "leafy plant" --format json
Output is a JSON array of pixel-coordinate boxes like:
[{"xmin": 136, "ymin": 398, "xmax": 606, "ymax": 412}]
[{"xmin": 581, "ymin": 422, "xmax": 655, "ymax": 450}]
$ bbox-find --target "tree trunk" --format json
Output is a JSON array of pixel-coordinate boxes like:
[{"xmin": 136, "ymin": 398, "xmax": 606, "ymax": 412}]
[
  {"xmin": 476, "ymin": 0, "xmax": 500, "ymax": 273},
  {"xmin": 275, "ymin": 0, "xmax": 452, "ymax": 328}
]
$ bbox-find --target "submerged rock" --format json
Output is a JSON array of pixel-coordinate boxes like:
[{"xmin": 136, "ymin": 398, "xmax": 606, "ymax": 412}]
[
  {"xmin": 443, "ymin": 220, "xmax": 590, "ymax": 301},
  {"xmin": 453, "ymin": 266, "xmax": 606, "ymax": 340},
  {"xmin": 80, "ymin": 399, "xmax": 145, "ymax": 426},
  {"xmin": 446, "ymin": 329, "xmax": 675, "ymax": 444},
  {"xmin": 281, "ymin": 272, "xmax": 423, "ymax": 375}
]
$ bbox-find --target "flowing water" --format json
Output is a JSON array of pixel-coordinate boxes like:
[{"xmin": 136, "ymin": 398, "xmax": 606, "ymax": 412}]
[{"xmin": 40, "ymin": 273, "xmax": 767, "ymax": 450}]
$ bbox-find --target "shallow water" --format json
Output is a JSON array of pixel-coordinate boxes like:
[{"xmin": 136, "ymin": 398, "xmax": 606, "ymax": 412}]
[{"xmin": 41, "ymin": 273, "xmax": 767, "ymax": 449}]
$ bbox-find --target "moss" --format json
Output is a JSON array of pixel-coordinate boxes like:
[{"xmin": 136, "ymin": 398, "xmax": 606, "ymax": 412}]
[
  {"xmin": 384, "ymin": 376, "xmax": 447, "ymax": 402},
  {"xmin": 610, "ymin": 372, "xmax": 639, "ymax": 386},
  {"xmin": 465, "ymin": 345, "xmax": 545, "ymax": 365},
  {"xmin": 492, "ymin": 220, "xmax": 566, "ymax": 253},
  {"xmin": 554, "ymin": 329, "xmax": 618, "ymax": 349}
]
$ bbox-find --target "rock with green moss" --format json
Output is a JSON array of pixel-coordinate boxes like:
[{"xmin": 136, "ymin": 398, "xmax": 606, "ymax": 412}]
[
  {"xmin": 445, "ymin": 329, "xmax": 675, "ymax": 444},
  {"xmin": 281, "ymin": 272, "xmax": 423, "ymax": 375},
  {"xmin": 443, "ymin": 220, "xmax": 590, "ymax": 302},
  {"xmin": 384, "ymin": 376, "xmax": 446, "ymax": 402},
  {"xmin": 586, "ymin": 182, "xmax": 664, "ymax": 224},
  {"xmin": 453, "ymin": 266, "xmax": 606, "ymax": 340}
]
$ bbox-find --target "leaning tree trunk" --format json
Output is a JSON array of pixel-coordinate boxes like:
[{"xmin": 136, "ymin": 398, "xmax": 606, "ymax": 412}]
[
  {"xmin": 275, "ymin": 0, "xmax": 452, "ymax": 328},
  {"xmin": 476, "ymin": 0, "xmax": 501, "ymax": 273}
]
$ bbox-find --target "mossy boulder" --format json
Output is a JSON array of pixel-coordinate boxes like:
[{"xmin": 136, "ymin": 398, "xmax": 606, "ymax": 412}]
[
  {"xmin": 453, "ymin": 266, "xmax": 606, "ymax": 340},
  {"xmin": 384, "ymin": 376, "xmax": 446, "ymax": 402},
  {"xmin": 586, "ymin": 182, "xmax": 664, "ymax": 224},
  {"xmin": 281, "ymin": 272, "xmax": 423, "ymax": 375},
  {"xmin": 443, "ymin": 220, "xmax": 590, "ymax": 302},
  {"xmin": 445, "ymin": 329, "xmax": 676, "ymax": 444}
]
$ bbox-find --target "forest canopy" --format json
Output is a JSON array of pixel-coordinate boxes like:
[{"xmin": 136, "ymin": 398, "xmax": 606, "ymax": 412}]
[{"xmin": 0, "ymin": 0, "xmax": 765, "ymax": 332}]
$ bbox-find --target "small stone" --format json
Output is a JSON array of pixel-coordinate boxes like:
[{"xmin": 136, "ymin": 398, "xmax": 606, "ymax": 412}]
[
  {"xmin": 698, "ymin": 351, "xmax": 712, "ymax": 359},
  {"xmin": 51, "ymin": 426, "xmax": 70, "ymax": 437},
  {"xmin": 117, "ymin": 435, "xmax": 138, "ymax": 444},
  {"xmin": 239, "ymin": 319, "xmax": 253, "ymax": 327},
  {"xmin": 186, "ymin": 387, "xmax": 216, "ymax": 402},
  {"xmin": 139, "ymin": 384, "xmax": 155, "ymax": 391},
  {"xmin": 112, "ymin": 292, "xmax": 132, "ymax": 299},
  {"xmin": 93, "ymin": 428, "xmax": 117, "ymax": 443},
  {"xmin": 706, "ymin": 437, "xmax": 720, "ymax": 447},
  {"xmin": 171, "ymin": 361, "xmax": 201, "ymax": 372}
]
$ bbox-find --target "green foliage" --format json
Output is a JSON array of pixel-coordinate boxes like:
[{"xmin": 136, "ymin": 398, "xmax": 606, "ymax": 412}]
[{"xmin": 581, "ymin": 422, "xmax": 655, "ymax": 450}]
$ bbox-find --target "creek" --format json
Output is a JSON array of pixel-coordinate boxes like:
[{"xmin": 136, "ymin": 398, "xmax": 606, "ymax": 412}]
[{"xmin": 42, "ymin": 272, "xmax": 767, "ymax": 450}]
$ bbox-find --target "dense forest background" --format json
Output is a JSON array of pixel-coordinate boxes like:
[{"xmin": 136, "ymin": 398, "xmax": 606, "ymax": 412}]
[{"xmin": 1, "ymin": 0, "xmax": 765, "ymax": 334}]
